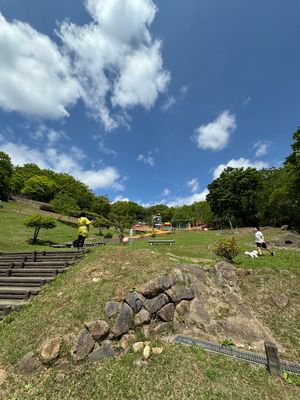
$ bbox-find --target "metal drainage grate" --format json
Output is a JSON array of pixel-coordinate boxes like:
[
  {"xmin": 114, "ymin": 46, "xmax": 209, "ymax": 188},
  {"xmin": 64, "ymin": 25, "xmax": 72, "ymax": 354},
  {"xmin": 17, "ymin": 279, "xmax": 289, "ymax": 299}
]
[{"xmin": 174, "ymin": 335, "xmax": 300, "ymax": 375}]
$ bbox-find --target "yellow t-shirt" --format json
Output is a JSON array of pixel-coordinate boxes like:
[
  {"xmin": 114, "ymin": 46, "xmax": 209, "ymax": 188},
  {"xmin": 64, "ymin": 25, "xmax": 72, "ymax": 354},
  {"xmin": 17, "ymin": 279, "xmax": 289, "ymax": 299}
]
[{"xmin": 77, "ymin": 217, "xmax": 92, "ymax": 237}]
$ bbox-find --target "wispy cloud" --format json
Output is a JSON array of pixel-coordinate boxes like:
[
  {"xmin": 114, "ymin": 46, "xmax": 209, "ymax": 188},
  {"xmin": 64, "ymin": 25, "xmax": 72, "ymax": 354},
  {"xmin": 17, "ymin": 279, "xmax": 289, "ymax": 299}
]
[
  {"xmin": 242, "ymin": 96, "xmax": 252, "ymax": 107},
  {"xmin": 161, "ymin": 84, "xmax": 189, "ymax": 111},
  {"xmin": 0, "ymin": 136, "xmax": 123, "ymax": 191},
  {"xmin": 253, "ymin": 141, "xmax": 272, "ymax": 157},
  {"xmin": 187, "ymin": 178, "xmax": 199, "ymax": 193},
  {"xmin": 137, "ymin": 152, "xmax": 155, "ymax": 167},
  {"xmin": 162, "ymin": 188, "xmax": 171, "ymax": 196},
  {"xmin": 212, "ymin": 158, "xmax": 268, "ymax": 180},
  {"xmin": 166, "ymin": 188, "xmax": 209, "ymax": 207},
  {"xmin": 194, "ymin": 110, "xmax": 236, "ymax": 151}
]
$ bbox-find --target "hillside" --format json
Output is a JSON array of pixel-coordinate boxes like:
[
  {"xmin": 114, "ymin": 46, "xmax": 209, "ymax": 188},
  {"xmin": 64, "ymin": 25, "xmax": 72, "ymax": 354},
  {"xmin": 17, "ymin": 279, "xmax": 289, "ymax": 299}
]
[{"xmin": 0, "ymin": 200, "xmax": 299, "ymax": 399}]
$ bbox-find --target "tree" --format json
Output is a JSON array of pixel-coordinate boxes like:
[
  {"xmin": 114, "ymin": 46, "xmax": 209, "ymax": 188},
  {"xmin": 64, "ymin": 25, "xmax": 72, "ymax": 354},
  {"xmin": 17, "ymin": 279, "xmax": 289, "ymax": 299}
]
[
  {"xmin": 21, "ymin": 175, "xmax": 58, "ymax": 202},
  {"xmin": 91, "ymin": 196, "xmax": 111, "ymax": 217},
  {"xmin": 108, "ymin": 213, "xmax": 131, "ymax": 243},
  {"xmin": 24, "ymin": 215, "xmax": 56, "ymax": 242},
  {"xmin": 50, "ymin": 193, "xmax": 80, "ymax": 220},
  {"xmin": 10, "ymin": 163, "xmax": 41, "ymax": 195},
  {"xmin": 207, "ymin": 167, "xmax": 262, "ymax": 227},
  {"xmin": 0, "ymin": 151, "xmax": 13, "ymax": 200},
  {"xmin": 284, "ymin": 127, "xmax": 300, "ymax": 226}
]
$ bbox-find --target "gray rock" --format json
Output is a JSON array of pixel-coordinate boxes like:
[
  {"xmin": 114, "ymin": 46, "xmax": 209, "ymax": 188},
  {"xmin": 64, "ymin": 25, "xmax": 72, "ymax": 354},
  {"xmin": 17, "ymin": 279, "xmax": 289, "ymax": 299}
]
[
  {"xmin": 39, "ymin": 336, "xmax": 61, "ymax": 364},
  {"xmin": 157, "ymin": 303, "xmax": 175, "ymax": 322},
  {"xmin": 104, "ymin": 301, "xmax": 123, "ymax": 318},
  {"xmin": 166, "ymin": 285, "xmax": 195, "ymax": 303},
  {"xmin": 281, "ymin": 225, "xmax": 289, "ymax": 230},
  {"xmin": 85, "ymin": 320, "xmax": 109, "ymax": 341},
  {"xmin": 125, "ymin": 291, "xmax": 145, "ymax": 313},
  {"xmin": 176, "ymin": 300, "xmax": 191, "ymax": 316},
  {"xmin": 88, "ymin": 340, "xmax": 115, "ymax": 362},
  {"xmin": 134, "ymin": 308, "xmax": 151, "ymax": 326},
  {"xmin": 144, "ymin": 320, "xmax": 173, "ymax": 337},
  {"xmin": 187, "ymin": 297, "xmax": 211, "ymax": 325},
  {"xmin": 15, "ymin": 351, "xmax": 39, "ymax": 374},
  {"xmin": 138, "ymin": 275, "xmax": 172, "ymax": 298},
  {"xmin": 158, "ymin": 275, "xmax": 173, "ymax": 290},
  {"xmin": 144, "ymin": 293, "xmax": 169, "ymax": 314},
  {"xmin": 72, "ymin": 328, "xmax": 95, "ymax": 361},
  {"xmin": 112, "ymin": 303, "xmax": 134, "ymax": 337}
]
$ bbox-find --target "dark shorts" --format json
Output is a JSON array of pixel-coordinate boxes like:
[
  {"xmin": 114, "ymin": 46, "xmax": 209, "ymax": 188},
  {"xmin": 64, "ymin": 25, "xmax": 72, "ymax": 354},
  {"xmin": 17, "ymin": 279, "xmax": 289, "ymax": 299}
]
[{"xmin": 256, "ymin": 242, "xmax": 267, "ymax": 248}]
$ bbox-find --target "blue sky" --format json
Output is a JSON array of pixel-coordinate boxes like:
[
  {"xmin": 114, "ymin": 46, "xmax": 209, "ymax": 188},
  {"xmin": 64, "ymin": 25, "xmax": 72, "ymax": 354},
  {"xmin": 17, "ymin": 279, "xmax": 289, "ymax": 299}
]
[{"xmin": 0, "ymin": 0, "xmax": 299, "ymax": 206}]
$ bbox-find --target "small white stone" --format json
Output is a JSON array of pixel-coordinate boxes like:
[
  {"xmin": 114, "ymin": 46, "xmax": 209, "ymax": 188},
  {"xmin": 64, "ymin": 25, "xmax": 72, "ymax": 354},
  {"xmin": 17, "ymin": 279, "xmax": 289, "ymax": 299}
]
[
  {"xmin": 152, "ymin": 347, "xmax": 164, "ymax": 355},
  {"xmin": 143, "ymin": 345, "xmax": 151, "ymax": 360},
  {"xmin": 132, "ymin": 342, "xmax": 145, "ymax": 352}
]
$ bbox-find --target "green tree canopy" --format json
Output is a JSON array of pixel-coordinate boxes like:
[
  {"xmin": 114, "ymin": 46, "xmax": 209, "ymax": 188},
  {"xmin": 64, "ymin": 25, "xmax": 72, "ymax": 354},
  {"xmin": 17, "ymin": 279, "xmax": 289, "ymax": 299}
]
[
  {"xmin": 50, "ymin": 193, "xmax": 80, "ymax": 219},
  {"xmin": 10, "ymin": 163, "xmax": 42, "ymax": 195},
  {"xmin": 207, "ymin": 167, "xmax": 262, "ymax": 227},
  {"xmin": 24, "ymin": 214, "xmax": 56, "ymax": 242},
  {"xmin": 21, "ymin": 175, "xmax": 58, "ymax": 202},
  {"xmin": 0, "ymin": 151, "xmax": 14, "ymax": 200}
]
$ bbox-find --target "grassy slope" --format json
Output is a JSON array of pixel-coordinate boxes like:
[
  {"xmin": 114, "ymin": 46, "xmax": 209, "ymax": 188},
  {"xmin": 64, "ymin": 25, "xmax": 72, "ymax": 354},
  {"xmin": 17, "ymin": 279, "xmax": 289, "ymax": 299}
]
[{"xmin": 0, "ymin": 201, "xmax": 300, "ymax": 399}]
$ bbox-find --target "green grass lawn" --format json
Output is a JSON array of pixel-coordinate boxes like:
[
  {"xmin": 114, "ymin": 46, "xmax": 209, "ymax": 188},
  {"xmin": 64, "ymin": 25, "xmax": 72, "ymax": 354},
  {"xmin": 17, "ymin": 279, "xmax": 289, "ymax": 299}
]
[{"xmin": 0, "ymin": 200, "xmax": 299, "ymax": 399}]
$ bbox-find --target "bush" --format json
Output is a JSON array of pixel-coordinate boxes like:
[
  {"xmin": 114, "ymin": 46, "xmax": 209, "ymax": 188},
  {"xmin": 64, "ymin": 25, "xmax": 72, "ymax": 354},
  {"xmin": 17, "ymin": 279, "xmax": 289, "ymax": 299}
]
[
  {"xmin": 104, "ymin": 231, "xmax": 113, "ymax": 239},
  {"xmin": 212, "ymin": 237, "xmax": 239, "ymax": 262}
]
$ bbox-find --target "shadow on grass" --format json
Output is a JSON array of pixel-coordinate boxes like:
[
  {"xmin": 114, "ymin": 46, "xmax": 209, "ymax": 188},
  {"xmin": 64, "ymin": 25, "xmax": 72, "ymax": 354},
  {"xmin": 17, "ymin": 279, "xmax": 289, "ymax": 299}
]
[
  {"xmin": 27, "ymin": 238, "xmax": 58, "ymax": 246},
  {"xmin": 58, "ymin": 220, "xmax": 77, "ymax": 228}
]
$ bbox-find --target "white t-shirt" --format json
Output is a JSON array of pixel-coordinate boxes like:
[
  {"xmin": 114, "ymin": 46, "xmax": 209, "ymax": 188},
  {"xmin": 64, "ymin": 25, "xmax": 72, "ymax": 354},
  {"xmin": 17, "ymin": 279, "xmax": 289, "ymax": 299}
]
[{"xmin": 255, "ymin": 230, "xmax": 264, "ymax": 243}]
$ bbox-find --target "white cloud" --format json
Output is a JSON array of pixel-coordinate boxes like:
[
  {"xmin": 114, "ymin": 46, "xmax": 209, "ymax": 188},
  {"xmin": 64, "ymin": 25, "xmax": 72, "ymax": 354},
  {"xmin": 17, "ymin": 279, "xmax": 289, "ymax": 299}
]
[
  {"xmin": 187, "ymin": 178, "xmax": 199, "ymax": 193},
  {"xmin": 0, "ymin": 1, "xmax": 169, "ymax": 130},
  {"xmin": 166, "ymin": 189, "xmax": 209, "ymax": 207},
  {"xmin": 242, "ymin": 96, "xmax": 252, "ymax": 107},
  {"xmin": 112, "ymin": 195, "xmax": 130, "ymax": 203},
  {"xmin": 137, "ymin": 152, "xmax": 155, "ymax": 167},
  {"xmin": 162, "ymin": 188, "xmax": 171, "ymax": 196},
  {"xmin": 0, "ymin": 137, "xmax": 123, "ymax": 191},
  {"xmin": 58, "ymin": 0, "xmax": 169, "ymax": 130},
  {"xmin": 161, "ymin": 96, "xmax": 176, "ymax": 111},
  {"xmin": 0, "ymin": 13, "xmax": 81, "ymax": 118},
  {"xmin": 194, "ymin": 111, "xmax": 236, "ymax": 151},
  {"xmin": 161, "ymin": 84, "xmax": 189, "ymax": 111},
  {"xmin": 212, "ymin": 158, "xmax": 269, "ymax": 180},
  {"xmin": 253, "ymin": 141, "xmax": 271, "ymax": 157}
]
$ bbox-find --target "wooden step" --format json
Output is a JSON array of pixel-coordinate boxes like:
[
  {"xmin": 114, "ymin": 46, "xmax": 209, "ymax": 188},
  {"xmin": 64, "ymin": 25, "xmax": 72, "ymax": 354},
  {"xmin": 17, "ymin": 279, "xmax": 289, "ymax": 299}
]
[
  {"xmin": 0, "ymin": 277, "xmax": 53, "ymax": 286},
  {"xmin": 0, "ymin": 261, "xmax": 73, "ymax": 268}
]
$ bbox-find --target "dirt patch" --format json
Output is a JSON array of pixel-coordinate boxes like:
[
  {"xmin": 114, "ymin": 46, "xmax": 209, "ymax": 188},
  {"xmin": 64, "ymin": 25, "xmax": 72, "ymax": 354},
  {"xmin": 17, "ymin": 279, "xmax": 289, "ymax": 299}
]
[{"xmin": 270, "ymin": 231, "xmax": 300, "ymax": 249}]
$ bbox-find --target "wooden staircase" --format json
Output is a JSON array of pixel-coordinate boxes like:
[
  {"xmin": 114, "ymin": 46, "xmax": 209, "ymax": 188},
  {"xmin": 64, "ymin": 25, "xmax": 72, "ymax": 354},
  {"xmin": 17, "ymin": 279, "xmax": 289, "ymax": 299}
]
[{"xmin": 0, "ymin": 250, "xmax": 85, "ymax": 319}]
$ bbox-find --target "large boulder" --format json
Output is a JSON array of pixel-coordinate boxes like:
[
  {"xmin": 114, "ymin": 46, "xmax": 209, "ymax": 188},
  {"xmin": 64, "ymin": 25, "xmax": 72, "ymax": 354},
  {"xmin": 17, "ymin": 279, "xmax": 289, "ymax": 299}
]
[
  {"xmin": 15, "ymin": 351, "xmax": 39, "ymax": 374},
  {"xmin": 138, "ymin": 275, "xmax": 172, "ymax": 298},
  {"xmin": 157, "ymin": 303, "xmax": 175, "ymax": 322},
  {"xmin": 85, "ymin": 320, "xmax": 109, "ymax": 341},
  {"xmin": 39, "ymin": 336, "xmax": 61, "ymax": 364},
  {"xmin": 104, "ymin": 301, "xmax": 123, "ymax": 318},
  {"xmin": 111, "ymin": 303, "xmax": 134, "ymax": 338},
  {"xmin": 72, "ymin": 328, "xmax": 95, "ymax": 361},
  {"xmin": 124, "ymin": 292, "xmax": 145, "ymax": 313},
  {"xmin": 144, "ymin": 293, "xmax": 169, "ymax": 314},
  {"xmin": 134, "ymin": 308, "xmax": 151, "ymax": 326},
  {"xmin": 88, "ymin": 340, "xmax": 115, "ymax": 362},
  {"xmin": 166, "ymin": 285, "xmax": 195, "ymax": 303}
]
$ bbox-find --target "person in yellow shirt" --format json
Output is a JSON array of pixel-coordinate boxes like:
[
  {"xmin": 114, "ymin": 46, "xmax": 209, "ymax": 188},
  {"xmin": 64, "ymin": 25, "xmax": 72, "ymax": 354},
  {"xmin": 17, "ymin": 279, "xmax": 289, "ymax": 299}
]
[{"xmin": 76, "ymin": 212, "xmax": 93, "ymax": 248}]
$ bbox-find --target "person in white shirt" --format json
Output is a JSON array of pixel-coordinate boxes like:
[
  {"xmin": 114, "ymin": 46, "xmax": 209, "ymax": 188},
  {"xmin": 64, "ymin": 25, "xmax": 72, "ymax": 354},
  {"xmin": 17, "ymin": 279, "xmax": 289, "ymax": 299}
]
[{"xmin": 255, "ymin": 227, "xmax": 274, "ymax": 256}]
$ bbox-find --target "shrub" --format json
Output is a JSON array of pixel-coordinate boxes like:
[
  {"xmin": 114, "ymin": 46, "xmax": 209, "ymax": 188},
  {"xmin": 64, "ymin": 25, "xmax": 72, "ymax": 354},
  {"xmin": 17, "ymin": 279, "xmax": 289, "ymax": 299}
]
[
  {"xmin": 212, "ymin": 237, "xmax": 239, "ymax": 262},
  {"xmin": 104, "ymin": 231, "xmax": 113, "ymax": 239}
]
